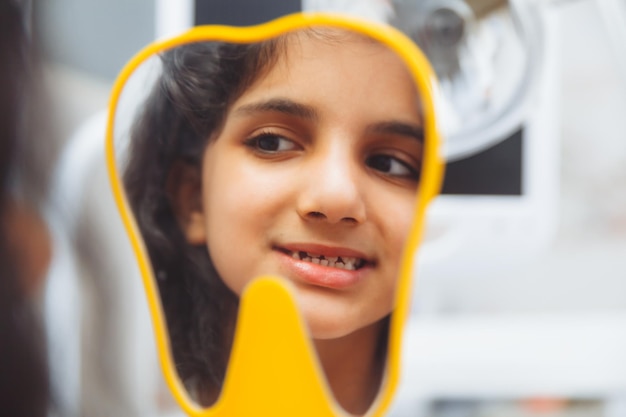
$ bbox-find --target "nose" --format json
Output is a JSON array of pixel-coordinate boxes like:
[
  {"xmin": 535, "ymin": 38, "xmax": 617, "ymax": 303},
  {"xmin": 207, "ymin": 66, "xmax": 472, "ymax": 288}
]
[{"xmin": 296, "ymin": 146, "xmax": 367, "ymax": 225}]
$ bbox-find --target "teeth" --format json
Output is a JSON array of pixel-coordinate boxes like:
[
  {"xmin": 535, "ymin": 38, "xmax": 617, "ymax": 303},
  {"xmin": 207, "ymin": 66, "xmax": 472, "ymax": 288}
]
[{"xmin": 289, "ymin": 251, "xmax": 364, "ymax": 270}]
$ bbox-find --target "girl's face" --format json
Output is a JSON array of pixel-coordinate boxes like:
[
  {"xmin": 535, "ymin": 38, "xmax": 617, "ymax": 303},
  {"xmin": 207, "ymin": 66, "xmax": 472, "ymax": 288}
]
[{"xmin": 181, "ymin": 33, "xmax": 423, "ymax": 340}]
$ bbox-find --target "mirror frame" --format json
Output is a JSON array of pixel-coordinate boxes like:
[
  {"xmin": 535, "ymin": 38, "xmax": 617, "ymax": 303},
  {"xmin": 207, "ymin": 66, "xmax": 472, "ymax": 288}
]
[{"xmin": 106, "ymin": 12, "xmax": 444, "ymax": 417}]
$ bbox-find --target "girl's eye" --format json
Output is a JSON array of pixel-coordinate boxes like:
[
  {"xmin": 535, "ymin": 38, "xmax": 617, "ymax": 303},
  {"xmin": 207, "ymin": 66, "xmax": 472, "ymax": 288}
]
[
  {"xmin": 366, "ymin": 154, "xmax": 420, "ymax": 181},
  {"xmin": 245, "ymin": 132, "xmax": 298, "ymax": 153}
]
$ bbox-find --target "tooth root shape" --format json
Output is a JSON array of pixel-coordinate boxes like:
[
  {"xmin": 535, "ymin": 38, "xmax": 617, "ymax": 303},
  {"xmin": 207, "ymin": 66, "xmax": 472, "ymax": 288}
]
[
  {"xmin": 320, "ymin": 259, "xmax": 329, "ymax": 266},
  {"xmin": 335, "ymin": 262, "xmax": 345, "ymax": 269},
  {"xmin": 312, "ymin": 258, "xmax": 320, "ymax": 264},
  {"xmin": 327, "ymin": 256, "xmax": 338, "ymax": 263},
  {"xmin": 291, "ymin": 252, "xmax": 299, "ymax": 259}
]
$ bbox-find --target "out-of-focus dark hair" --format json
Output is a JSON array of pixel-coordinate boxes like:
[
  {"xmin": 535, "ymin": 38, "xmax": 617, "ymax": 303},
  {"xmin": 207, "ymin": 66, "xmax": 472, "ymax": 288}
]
[
  {"xmin": 123, "ymin": 38, "xmax": 284, "ymax": 403},
  {"xmin": 0, "ymin": 0, "xmax": 50, "ymax": 415}
]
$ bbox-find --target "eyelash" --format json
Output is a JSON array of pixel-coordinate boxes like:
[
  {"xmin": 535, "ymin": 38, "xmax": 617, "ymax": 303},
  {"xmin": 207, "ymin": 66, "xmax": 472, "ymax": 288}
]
[
  {"xmin": 243, "ymin": 131, "xmax": 420, "ymax": 181},
  {"xmin": 365, "ymin": 154, "xmax": 421, "ymax": 182},
  {"xmin": 243, "ymin": 131, "xmax": 299, "ymax": 154}
]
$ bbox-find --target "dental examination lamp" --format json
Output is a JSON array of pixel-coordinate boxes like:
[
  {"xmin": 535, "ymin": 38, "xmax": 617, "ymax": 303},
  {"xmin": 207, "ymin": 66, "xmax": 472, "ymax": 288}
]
[{"xmin": 390, "ymin": 0, "xmax": 559, "ymax": 308}]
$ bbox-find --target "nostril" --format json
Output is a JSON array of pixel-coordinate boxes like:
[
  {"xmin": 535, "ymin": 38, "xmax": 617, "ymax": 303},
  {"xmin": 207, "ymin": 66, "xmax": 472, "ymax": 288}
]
[
  {"xmin": 341, "ymin": 217, "xmax": 358, "ymax": 225},
  {"xmin": 307, "ymin": 211, "xmax": 326, "ymax": 220},
  {"xmin": 305, "ymin": 211, "xmax": 360, "ymax": 224}
]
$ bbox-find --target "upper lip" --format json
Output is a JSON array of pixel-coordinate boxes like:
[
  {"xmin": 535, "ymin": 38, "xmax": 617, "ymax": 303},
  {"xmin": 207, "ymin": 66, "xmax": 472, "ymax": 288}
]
[{"xmin": 273, "ymin": 242, "xmax": 376, "ymax": 265}]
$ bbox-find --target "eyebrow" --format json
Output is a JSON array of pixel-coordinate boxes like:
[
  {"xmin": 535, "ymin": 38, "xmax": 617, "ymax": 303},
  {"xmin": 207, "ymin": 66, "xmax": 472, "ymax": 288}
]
[
  {"xmin": 233, "ymin": 98, "xmax": 319, "ymax": 121},
  {"xmin": 234, "ymin": 97, "xmax": 424, "ymax": 142},
  {"xmin": 368, "ymin": 121, "xmax": 424, "ymax": 143}
]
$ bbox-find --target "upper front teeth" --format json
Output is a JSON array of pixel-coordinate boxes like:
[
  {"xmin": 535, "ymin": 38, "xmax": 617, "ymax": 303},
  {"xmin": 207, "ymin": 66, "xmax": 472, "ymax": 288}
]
[{"xmin": 290, "ymin": 251, "xmax": 363, "ymax": 270}]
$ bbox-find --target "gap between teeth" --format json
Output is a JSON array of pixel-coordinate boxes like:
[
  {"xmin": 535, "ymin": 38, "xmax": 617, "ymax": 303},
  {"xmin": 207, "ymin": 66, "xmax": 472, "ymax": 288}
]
[{"xmin": 290, "ymin": 251, "xmax": 363, "ymax": 270}]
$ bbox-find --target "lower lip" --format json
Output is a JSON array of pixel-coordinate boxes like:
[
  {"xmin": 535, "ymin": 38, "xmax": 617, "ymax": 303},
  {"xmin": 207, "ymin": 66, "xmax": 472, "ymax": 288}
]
[{"xmin": 276, "ymin": 250, "xmax": 368, "ymax": 289}]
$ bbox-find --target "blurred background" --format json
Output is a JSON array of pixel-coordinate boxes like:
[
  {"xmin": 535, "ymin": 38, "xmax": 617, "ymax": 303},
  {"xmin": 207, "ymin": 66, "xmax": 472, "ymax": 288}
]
[{"xmin": 34, "ymin": 0, "xmax": 626, "ymax": 416}]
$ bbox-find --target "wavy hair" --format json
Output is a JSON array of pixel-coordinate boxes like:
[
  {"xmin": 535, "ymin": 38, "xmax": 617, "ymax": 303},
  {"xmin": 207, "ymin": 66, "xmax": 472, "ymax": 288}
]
[{"xmin": 123, "ymin": 38, "xmax": 285, "ymax": 403}]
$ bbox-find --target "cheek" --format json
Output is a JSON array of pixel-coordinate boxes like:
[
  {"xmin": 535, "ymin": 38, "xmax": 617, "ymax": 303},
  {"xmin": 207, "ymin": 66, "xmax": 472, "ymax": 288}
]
[
  {"xmin": 202, "ymin": 190, "xmax": 252, "ymax": 295},
  {"xmin": 205, "ymin": 160, "xmax": 292, "ymax": 224},
  {"xmin": 375, "ymin": 193, "xmax": 417, "ymax": 305},
  {"xmin": 394, "ymin": 201, "xmax": 418, "ymax": 244},
  {"xmin": 382, "ymin": 197, "xmax": 416, "ymax": 307},
  {"xmin": 376, "ymin": 190, "xmax": 418, "ymax": 250},
  {"xmin": 201, "ymin": 159, "xmax": 293, "ymax": 293}
]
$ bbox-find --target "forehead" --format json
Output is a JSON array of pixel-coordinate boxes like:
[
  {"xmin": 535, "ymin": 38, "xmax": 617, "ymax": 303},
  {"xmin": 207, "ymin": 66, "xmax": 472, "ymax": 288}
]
[
  {"xmin": 237, "ymin": 28, "xmax": 421, "ymax": 121},
  {"xmin": 274, "ymin": 28, "xmax": 404, "ymax": 77}
]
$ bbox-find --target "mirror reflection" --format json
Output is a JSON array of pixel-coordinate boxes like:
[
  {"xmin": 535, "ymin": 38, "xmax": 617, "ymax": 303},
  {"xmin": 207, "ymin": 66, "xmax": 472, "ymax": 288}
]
[{"xmin": 118, "ymin": 27, "xmax": 425, "ymax": 415}]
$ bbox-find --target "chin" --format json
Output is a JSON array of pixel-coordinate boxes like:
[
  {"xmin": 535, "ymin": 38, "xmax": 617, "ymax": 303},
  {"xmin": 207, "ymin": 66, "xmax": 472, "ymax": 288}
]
[
  {"xmin": 303, "ymin": 307, "xmax": 360, "ymax": 340},
  {"xmin": 306, "ymin": 321, "xmax": 356, "ymax": 341},
  {"xmin": 304, "ymin": 312, "xmax": 383, "ymax": 342}
]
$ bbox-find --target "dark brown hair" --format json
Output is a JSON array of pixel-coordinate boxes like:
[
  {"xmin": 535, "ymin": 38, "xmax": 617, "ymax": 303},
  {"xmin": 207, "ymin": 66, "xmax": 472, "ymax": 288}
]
[{"xmin": 123, "ymin": 38, "xmax": 284, "ymax": 403}]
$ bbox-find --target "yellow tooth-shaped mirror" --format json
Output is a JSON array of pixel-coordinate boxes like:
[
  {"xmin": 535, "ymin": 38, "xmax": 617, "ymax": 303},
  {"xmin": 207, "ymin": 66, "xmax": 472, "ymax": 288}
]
[{"xmin": 106, "ymin": 13, "xmax": 443, "ymax": 417}]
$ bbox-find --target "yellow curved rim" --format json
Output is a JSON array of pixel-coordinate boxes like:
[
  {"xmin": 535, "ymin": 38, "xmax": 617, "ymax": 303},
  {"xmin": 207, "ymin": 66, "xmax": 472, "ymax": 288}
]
[{"xmin": 106, "ymin": 11, "xmax": 444, "ymax": 417}]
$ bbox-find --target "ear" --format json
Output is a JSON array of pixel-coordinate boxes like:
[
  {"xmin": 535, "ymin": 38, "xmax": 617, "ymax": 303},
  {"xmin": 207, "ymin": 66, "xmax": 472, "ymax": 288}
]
[{"xmin": 166, "ymin": 161, "xmax": 207, "ymax": 245}]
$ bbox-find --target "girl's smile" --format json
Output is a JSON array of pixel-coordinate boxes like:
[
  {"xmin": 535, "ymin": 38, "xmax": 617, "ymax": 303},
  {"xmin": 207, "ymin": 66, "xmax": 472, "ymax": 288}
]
[
  {"xmin": 273, "ymin": 242, "xmax": 376, "ymax": 289},
  {"xmin": 176, "ymin": 30, "xmax": 423, "ymax": 341}
]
